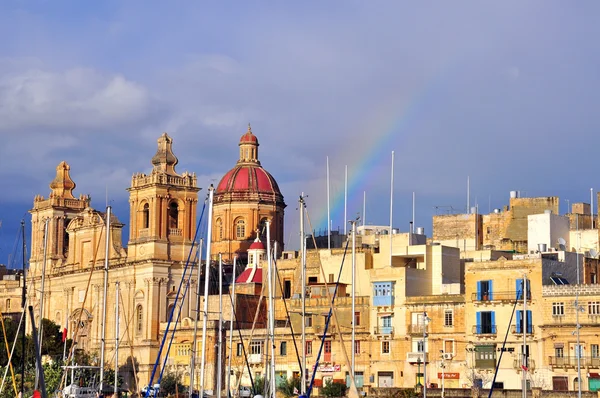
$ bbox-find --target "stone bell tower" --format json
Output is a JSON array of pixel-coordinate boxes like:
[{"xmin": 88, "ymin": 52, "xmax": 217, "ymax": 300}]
[
  {"xmin": 29, "ymin": 161, "xmax": 91, "ymax": 271},
  {"xmin": 127, "ymin": 133, "xmax": 200, "ymax": 262}
]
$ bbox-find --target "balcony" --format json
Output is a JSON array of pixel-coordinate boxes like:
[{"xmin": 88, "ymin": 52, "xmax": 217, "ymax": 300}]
[
  {"xmin": 471, "ymin": 291, "xmax": 531, "ymax": 303},
  {"xmin": 373, "ymin": 296, "xmax": 394, "ymax": 307},
  {"xmin": 168, "ymin": 228, "xmax": 183, "ymax": 236},
  {"xmin": 408, "ymin": 324, "xmax": 427, "ymax": 335},
  {"xmin": 510, "ymin": 325, "xmax": 534, "ymax": 336},
  {"xmin": 472, "ymin": 325, "xmax": 497, "ymax": 336},
  {"xmin": 513, "ymin": 355, "xmax": 535, "ymax": 371},
  {"xmin": 313, "ymin": 325, "xmax": 336, "ymax": 336},
  {"xmin": 374, "ymin": 326, "xmax": 394, "ymax": 335},
  {"xmin": 549, "ymin": 356, "xmax": 600, "ymax": 368},
  {"xmin": 407, "ymin": 352, "xmax": 428, "ymax": 363},
  {"xmin": 248, "ymin": 353, "xmax": 263, "ymax": 364}
]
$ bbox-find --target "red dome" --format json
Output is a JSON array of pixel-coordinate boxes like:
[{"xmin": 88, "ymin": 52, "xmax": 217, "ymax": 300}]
[
  {"xmin": 216, "ymin": 165, "xmax": 281, "ymax": 195},
  {"xmin": 248, "ymin": 240, "xmax": 265, "ymax": 250},
  {"xmin": 239, "ymin": 131, "xmax": 258, "ymax": 145}
]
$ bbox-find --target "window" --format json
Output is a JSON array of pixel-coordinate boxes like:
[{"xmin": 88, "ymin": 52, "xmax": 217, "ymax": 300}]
[
  {"xmin": 474, "ymin": 344, "xmax": 496, "ymax": 369},
  {"xmin": 515, "ymin": 278, "xmax": 531, "ymax": 300},
  {"xmin": 136, "ymin": 305, "xmax": 143, "ymax": 334},
  {"xmin": 324, "ymin": 340, "xmax": 332, "ymax": 353},
  {"xmin": 574, "ymin": 344, "xmax": 584, "ymax": 359},
  {"xmin": 516, "ymin": 310, "xmax": 532, "ymax": 334},
  {"xmin": 552, "ymin": 302, "xmax": 565, "ymax": 316},
  {"xmin": 258, "ymin": 218, "xmax": 268, "ymax": 241},
  {"xmin": 283, "ymin": 280, "xmax": 291, "ymax": 299},
  {"xmin": 476, "ymin": 280, "xmax": 493, "ymax": 301},
  {"xmin": 280, "ymin": 341, "xmax": 287, "ymax": 356},
  {"xmin": 589, "ymin": 301, "xmax": 600, "ymax": 315},
  {"xmin": 373, "ymin": 282, "xmax": 394, "ymax": 306},
  {"xmin": 475, "ymin": 311, "xmax": 495, "ymax": 334},
  {"xmin": 417, "ymin": 340, "xmax": 425, "ymax": 352},
  {"xmin": 142, "ymin": 203, "xmax": 150, "ymax": 228},
  {"xmin": 379, "ymin": 315, "xmax": 392, "ymax": 334},
  {"xmin": 237, "ymin": 343, "xmax": 243, "ymax": 356},
  {"xmin": 305, "ymin": 316, "xmax": 313, "ymax": 327},
  {"xmin": 354, "ymin": 311, "xmax": 361, "ymax": 326},
  {"xmin": 444, "ymin": 310, "xmax": 454, "ymax": 327},
  {"xmin": 381, "ymin": 341, "xmax": 390, "ymax": 354},
  {"xmin": 355, "ymin": 340, "xmax": 361, "ymax": 355},
  {"xmin": 591, "ymin": 344, "xmax": 599, "ymax": 358},
  {"xmin": 6, "ymin": 299, "xmax": 10, "ymax": 311},
  {"xmin": 236, "ymin": 219, "xmax": 246, "ymax": 239},
  {"xmin": 444, "ymin": 340, "xmax": 454, "ymax": 355},
  {"xmin": 168, "ymin": 202, "xmax": 179, "ymax": 229},
  {"xmin": 306, "ymin": 341, "xmax": 312, "ymax": 356},
  {"xmin": 250, "ymin": 341, "xmax": 262, "ymax": 355},
  {"xmin": 555, "ymin": 347, "xmax": 564, "ymax": 358},
  {"xmin": 329, "ymin": 274, "xmax": 334, "ymax": 283}
]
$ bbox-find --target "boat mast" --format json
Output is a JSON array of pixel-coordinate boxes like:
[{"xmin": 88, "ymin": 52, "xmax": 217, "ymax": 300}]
[
  {"xmin": 217, "ymin": 254, "xmax": 224, "ymax": 398},
  {"xmin": 266, "ymin": 221, "xmax": 276, "ymax": 398},
  {"xmin": 99, "ymin": 205, "xmax": 112, "ymax": 394},
  {"xmin": 20, "ymin": 220, "xmax": 26, "ymax": 397},
  {"xmin": 35, "ymin": 218, "xmax": 49, "ymax": 391},
  {"xmin": 327, "ymin": 157, "xmax": 331, "ymax": 250},
  {"xmin": 299, "ymin": 195, "xmax": 307, "ymax": 397},
  {"xmin": 351, "ymin": 219, "xmax": 356, "ymax": 380},
  {"xmin": 522, "ymin": 273, "xmax": 527, "ymax": 398},
  {"xmin": 200, "ymin": 186, "xmax": 215, "ymax": 398},
  {"xmin": 190, "ymin": 239, "xmax": 204, "ymax": 398},
  {"xmin": 389, "ymin": 151, "xmax": 394, "ymax": 266},
  {"xmin": 226, "ymin": 256, "xmax": 237, "ymax": 398},
  {"xmin": 115, "ymin": 281, "xmax": 120, "ymax": 397}
]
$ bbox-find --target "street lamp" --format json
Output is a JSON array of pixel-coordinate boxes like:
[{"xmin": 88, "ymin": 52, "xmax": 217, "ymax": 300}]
[
  {"xmin": 423, "ymin": 312, "xmax": 431, "ymax": 398},
  {"xmin": 415, "ymin": 357, "xmax": 423, "ymax": 395},
  {"xmin": 440, "ymin": 351, "xmax": 446, "ymax": 398}
]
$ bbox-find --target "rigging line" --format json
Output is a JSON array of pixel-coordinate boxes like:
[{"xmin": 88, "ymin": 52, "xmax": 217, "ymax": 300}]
[
  {"xmin": 487, "ymin": 290, "xmax": 522, "ymax": 398},
  {"xmin": 272, "ymin": 255, "xmax": 302, "ymax": 373},
  {"xmin": 0, "ymin": 308, "xmax": 17, "ymax": 396},
  {"xmin": 304, "ymin": 206, "xmax": 358, "ymax": 398},
  {"xmin": 157, "ymin": 247, "xmax": 201, "ymax": 386},
  {"xmin": 145, "ymin": 198, "xmax": 207, "ymax": 395},
  {"xmin": 0, "ymin": 298, "xmax": 26, "ymax": 395},
  {"xmin": 59, "ymin": 219, "xmax": 106, "ymax": 391},
  {"xmin": 226, "ymin": 274, "xmax": 256, "ymax": 394},
  {"xmin": 306, "ymin": 238, "xmax": 350, "ymax": 398}
]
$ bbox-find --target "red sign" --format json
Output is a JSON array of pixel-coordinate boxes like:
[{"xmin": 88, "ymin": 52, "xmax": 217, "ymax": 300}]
[
  {"xmin": 318, "ymin": 364, "xmax": 341, "ymax": 373},
  {"xmin": 438, "ymin": 372, "xmax": 460, "ymax": 379}
]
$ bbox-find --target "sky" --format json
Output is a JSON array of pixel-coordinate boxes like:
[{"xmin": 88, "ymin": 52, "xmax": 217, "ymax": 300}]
[{"xmin": 1, "ymin": 1, "xmax": 600, "ymax": 266}]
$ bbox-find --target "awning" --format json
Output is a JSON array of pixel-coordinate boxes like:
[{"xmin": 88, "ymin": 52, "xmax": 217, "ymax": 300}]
[{"xmin": 588, "ymin": 373, "xmax": 600, "ymax": 379}]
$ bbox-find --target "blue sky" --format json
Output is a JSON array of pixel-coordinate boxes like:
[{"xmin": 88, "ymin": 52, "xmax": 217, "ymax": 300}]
[{"xmin": 1, "ymin": 1, "xmax": 600, "ymax": 265}]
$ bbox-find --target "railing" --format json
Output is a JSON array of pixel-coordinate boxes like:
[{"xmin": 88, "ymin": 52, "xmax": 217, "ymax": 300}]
[
  {"xmin": 407, "ymin": 352, "xmax": 428, "ymax": 363},
  {"xmin": 248, "ymin": 353, "xmax": 263, "ymax": 364},
  {"xmin": 168, "ymin": 228, "xmax": 183, "ymax": 236},
  {"xmin": 513, "ymin": 355, "xmax": 535, "ymax": 371},
  {"xmin": 374, "ymin": 326, "xmax": 394, "ymax": 335},
  {"xmin": 471, "ymin": 291, "xmax": 532, "ymax": 302},
  {"xmin": 409, "ymin": 324, "xmax": 427, "ymax": 334},
  {"xmin": 510, "ymin": 324, "xmax": 534, "ymax": 335},
  {"xmin": 549, "ymin": 356, "xmax": 600, "ymax": 367},
  {"xmin": 472, "ymin": 325, "xmax": 497, "ymax": 335}
]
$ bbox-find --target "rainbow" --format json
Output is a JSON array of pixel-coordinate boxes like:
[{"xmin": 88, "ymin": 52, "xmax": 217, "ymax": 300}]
[{"xmin": 314, "ymin": 68, "xmax": 449, "ymax": 232}]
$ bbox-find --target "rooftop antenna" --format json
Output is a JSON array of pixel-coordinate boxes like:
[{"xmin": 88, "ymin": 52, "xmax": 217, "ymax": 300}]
[
  {"xmin": 558, "ymin": 237, "xmax": 566, "ymax": 252},
  {"xmin": 390, "ymin": 151, "xmax": 395, "ymax": 267},
  {"xmin": 344, "ymin": 165, "xmax": 348, "ymax": 235},
  {"xmin": 412, "ymin": 192, "xmax": 415, "ymax": 234},
  {"xmin": 363, "ymin": 191, "xmax": 366, "ymax": 227},
  {"xmin": 326, "ymin": 156, "xmax": 331, "ymax": 250},
  {"xmin": 591, "ymin": 188, "xmax": 595, "ymax": 228},
  {"xmin": 467, "ymin": 176, "xmax": 470, "ymax": 214}
]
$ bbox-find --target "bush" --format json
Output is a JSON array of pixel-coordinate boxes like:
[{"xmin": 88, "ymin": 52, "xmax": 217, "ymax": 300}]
[
  {"xmin": 320, "ymin": 380, "xmax": 347, "ymax": 398},
  {"xmin": 278, "ymin": 376, "xmax": 301, "ymax": 398}
]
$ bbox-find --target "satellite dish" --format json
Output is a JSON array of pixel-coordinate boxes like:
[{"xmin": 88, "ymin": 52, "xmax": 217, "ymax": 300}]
[
  {"xmin": 590, "ymin": 249, "xmax": 598, "ymax": 258},
  {"xmin": 557, "ymin": 237, "xmax": 566, "ymax": 251}
]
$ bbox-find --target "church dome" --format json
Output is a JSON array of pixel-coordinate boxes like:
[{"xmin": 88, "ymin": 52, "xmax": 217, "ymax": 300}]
[{"xmin": 215, "ymin": 124, "xmax": 282, "ymax": 199}]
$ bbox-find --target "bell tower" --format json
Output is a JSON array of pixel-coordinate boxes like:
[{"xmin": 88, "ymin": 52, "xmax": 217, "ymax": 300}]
[
  {"xmin": 127, "ymin": 133, "xmax": 200, "ymax": 262},
  {"xmin": 29, "ymin": 161, "xmax": 90, "ymax": 271}
]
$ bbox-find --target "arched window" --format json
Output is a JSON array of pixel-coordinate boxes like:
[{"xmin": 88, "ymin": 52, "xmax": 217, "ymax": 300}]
[
  {"xmin": 216, "ymin": 218, "xmax": 223, "ymax": 240},
  {"xmin": 168, "ymin": 202, "xmax": 179, "ymax": 229},
  {"xmin": 259, "ymin": 218, "xmax": 268, "ymax": 241},
  {"xmin": 167, "ymin": 304, "xmax": 175, "ymax": 322},
  {"xmin": 236, "ymin": 219, "xmax": 246, "ymax": 239},
  {"xmin": 143, "ymin": 203, "xmax": 150, "ymax": 228},
  {"xmin": 136, "ymin": 305, "xmax": 143, "ymax": 334}
]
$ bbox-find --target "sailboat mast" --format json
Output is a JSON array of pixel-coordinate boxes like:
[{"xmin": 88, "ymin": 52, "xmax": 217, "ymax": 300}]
[
  {"xmin": 226, "ymin": 256, "xmax": 237, "ymax": 398},
  {"xmin": 115, "ymin": 281, "xmax": 120, "ymax": 397},
  {"xmin": 217, "ymin": 254, "xmax": 224, "ymax": 398},
  {"xmin": 190, "ymin": 239, "xmax": 204, "ymax": 398},
  {"xmin": 389, "ymin": 151, "xmax": 394, "ymax": 266},
  {"xmin": 344, "ymin": 165, "xmax": 348, "ymax": 235},
  {"xmin": 20, "ymin": 220, "xmax": 26, "ymax": 396},
  {"xmin": 35, "ymin": 218, "xmax": 49, "ymax": 390},
  {"xmin": 522, "ymin": 273, "xmax": 527, "ymax": 398},
  {"xmin": 200, "ymin": 187, "xmax": 215, "ymax": 398},
  {"xmin": 327, "ymin": 157, "xmax": 331, "ymax": 250},
  {"xmin": 99, "ymin": 205, "xmax": 112, "ymax": 393},
  {"xmin": 299, "ymin": 195, "xmax": 307, "ymax": 396},
  {"xmin": 266, "ymin": 221, "xmax": 276, "ymax": 398},
  {"xmin": 351, "ymin": 220, "xmax": 356, "ymax": 379}
]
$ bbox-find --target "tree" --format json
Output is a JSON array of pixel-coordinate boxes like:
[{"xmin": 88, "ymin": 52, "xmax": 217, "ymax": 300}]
[
  {"xmin": 277, "ymin": 376, "xmax": 301, "ymax": 398},
  {"xmin": 161, "ymin": 372, "xmax": 186, "ymax": 396},
  {"xmin": 253, "ymin": 375, "xmax": 265, "ymax": 396},
  {"xmin": 320, "ymin": 380, "xmax": 347, "ymax": 398}
]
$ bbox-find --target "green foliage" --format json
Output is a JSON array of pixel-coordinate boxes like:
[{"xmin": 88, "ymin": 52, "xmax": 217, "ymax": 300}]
[
  {"xmin": 253, "ymin": 375, "xmax": 265, "ymax": 396},
  {"xmin": 44, "ymin": 360, "xmax": 65, "ymax": 395},
  {"xmin": 320, "ymin": 379, "xmax": 347, "ymax": 398},
  {"xmin": 277, "ymin": 376, "xmax": 301, "ymax": 398},
  {"xmin": 161, "ymin": 372, "xmax": 187, "ymax": 396}
]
